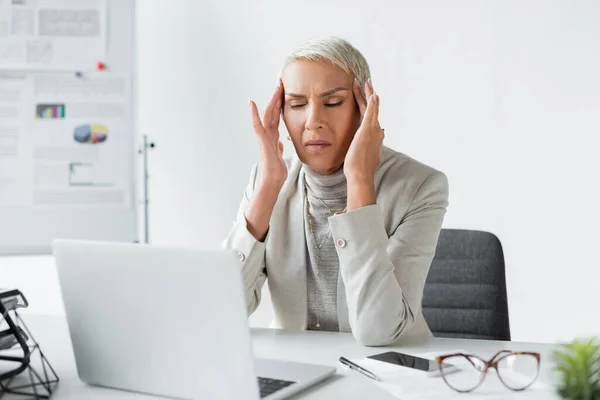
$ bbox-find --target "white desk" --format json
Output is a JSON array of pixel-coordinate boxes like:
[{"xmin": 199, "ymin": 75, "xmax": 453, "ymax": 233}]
[{"xmin": 8, "ymin": 315, "xmax": 560, "ymax": 399}]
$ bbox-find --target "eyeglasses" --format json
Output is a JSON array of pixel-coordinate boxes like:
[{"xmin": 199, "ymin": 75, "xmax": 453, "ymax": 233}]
[{"xmin": 435, "ymin": 350, "xmax": 541, "ymax": 393}]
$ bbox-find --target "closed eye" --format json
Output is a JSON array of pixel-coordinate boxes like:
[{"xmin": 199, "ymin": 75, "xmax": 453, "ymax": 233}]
[{"xmin": 288, "ymin": 101, "xmax": 344, "ymax": 109}]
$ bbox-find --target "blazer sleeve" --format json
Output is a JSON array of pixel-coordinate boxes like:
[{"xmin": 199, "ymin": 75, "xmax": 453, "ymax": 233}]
[
  {"xmin": 328, "ymin": 170, "xmax": 449, "ymax": 346},
  {"xmin": 221, "ymin": 164, "xmax": 268, "ymax": 315}
]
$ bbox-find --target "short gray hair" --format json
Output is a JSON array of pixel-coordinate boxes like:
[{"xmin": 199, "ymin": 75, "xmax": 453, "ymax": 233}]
[{"xmin": 280, "ymin": 36, "xmax": 371, "ymax": 88}]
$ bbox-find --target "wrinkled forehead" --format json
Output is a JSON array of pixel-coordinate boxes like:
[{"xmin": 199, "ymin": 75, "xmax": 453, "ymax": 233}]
[{"xmin": 281, "ymin": 60, "xmax": 351, "ymax": 94}]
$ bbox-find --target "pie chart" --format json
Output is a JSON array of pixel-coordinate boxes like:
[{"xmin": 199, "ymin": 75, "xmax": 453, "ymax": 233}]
[{"xmin": 74, "ymin": 124, "xmax": 108, "ymax": 144}]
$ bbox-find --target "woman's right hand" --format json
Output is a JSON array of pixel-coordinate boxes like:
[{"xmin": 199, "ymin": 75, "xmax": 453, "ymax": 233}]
[
  {"xmin": 250, "ymin": 79, "xmax": 287, "ymax": 192},
  {"xmin": 245, "ymin": 80, "xmax": 287, "ymax": 242}
]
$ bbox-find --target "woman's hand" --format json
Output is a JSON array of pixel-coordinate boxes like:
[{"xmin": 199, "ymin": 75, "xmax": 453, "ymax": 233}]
[
  {"xmin": 245, "ymin": 80, "xmax": 286, "ymax": 241},
  {"xmin": 250, "ymin": 80, "xmax": 287, "ymax": 192},
  {"xmin": 343, "ymin": 78, "xmax": 384, "ymax": 211},
  {"xmin": 344, "ymin": 78, "xmax": 384, "ymax": 185}
]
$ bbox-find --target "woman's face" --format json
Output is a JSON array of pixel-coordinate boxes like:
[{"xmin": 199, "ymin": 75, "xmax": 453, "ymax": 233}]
[{"xmin": 281, "ymin": 60, "xmax": 361, "ymax": 175}]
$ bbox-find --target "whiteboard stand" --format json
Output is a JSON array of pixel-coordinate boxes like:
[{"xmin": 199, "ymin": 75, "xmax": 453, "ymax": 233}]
[{"xmin": 139, "ymin": 135, "xmax": 155, "ymax": 244}]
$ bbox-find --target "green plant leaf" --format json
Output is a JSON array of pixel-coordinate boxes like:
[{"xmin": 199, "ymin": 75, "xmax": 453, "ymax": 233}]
[{"xmin": 552, "ymin": 337, "xmax": 600, "ymax": 400}]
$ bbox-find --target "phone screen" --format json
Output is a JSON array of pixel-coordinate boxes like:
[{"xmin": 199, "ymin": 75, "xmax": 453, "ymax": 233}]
[{"xmin": 367, "ymin": 351, "xmax": 439, "ymax": 372}]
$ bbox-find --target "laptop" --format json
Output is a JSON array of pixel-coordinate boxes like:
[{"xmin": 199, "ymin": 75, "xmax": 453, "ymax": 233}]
[{"xmin": 52, "ymin": 240, "xmax": 335, "ymax": 400}]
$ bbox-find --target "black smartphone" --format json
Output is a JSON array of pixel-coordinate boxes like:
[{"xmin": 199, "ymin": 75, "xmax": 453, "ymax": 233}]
[{"xmin": 367, "ymin": 351, "xmax": 457, "ymax": 375}]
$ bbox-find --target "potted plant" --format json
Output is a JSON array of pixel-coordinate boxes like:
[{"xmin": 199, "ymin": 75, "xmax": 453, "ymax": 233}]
[{"xmin": 553, "ymin": 338, "xmax": 600, "ymax": 400}]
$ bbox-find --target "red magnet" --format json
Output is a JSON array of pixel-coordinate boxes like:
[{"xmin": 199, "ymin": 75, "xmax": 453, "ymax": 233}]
[{"xmin": 96, "ymin": 62, "xmax": 106, "ymax": 71}]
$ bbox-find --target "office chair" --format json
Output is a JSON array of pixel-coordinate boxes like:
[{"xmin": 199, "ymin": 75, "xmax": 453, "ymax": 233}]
[{"xmin": 422, "ymin": 229, "xmax": 511, "ymax": 340}]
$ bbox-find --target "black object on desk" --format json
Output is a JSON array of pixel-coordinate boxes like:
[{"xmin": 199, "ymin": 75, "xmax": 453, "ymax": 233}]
[{"xmin": 0, "ymin": 288, "xmax": 59, "ymax": 398}]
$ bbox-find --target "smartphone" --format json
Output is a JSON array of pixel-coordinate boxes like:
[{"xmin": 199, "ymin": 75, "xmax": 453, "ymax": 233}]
[{"xmin": 367, "ymin": 351, "xmax": 458, "ymax": 376}]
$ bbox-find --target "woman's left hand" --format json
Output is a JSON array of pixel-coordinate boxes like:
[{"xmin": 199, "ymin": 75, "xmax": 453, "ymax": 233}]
[{"xmin": 343, "ymin": 78, "xmax": 384, "ymax": 186}]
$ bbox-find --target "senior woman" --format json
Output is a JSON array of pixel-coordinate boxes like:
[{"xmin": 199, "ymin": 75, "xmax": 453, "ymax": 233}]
[{"xmin": 223, "ymin": 36, "xmax": 449, "ymax": 346}]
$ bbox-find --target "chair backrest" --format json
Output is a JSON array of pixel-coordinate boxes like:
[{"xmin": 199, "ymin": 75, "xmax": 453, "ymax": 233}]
[{"xmin": 422, "ymin": 229, "xmax": 511, "ymax": 340}]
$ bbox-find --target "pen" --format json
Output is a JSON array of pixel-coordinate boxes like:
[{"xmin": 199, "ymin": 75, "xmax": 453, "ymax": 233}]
[{"xmin": 339, "ymin": 357, "xmax": 380, "ymax": 381}]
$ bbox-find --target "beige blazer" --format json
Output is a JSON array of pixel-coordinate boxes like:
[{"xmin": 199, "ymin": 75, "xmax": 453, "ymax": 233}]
[{"xmin": 222, "ymin": 146, "xmax": 449, "ymax": 346}]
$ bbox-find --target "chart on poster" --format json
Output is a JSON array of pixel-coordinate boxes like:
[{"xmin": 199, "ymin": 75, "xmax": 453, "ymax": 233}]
[{"xmin": 0, "ymin": 0, "xmax": 137, "ymax": 255}]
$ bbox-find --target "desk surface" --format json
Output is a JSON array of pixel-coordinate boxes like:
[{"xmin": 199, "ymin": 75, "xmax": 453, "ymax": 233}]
[{"xmin": 7, "ymin": 315, "xmax": 561, "ymax": 399}]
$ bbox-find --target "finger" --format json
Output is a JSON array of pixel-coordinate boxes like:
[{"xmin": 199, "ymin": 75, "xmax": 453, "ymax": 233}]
[
  {"xmin": 361, "ymin": 93, "xmax": 376, "ymax": 127},
  {"xmin": 250, "ymin": 100, "xmax": 264, "ymax": 134},
  {"xmin": 364, "ymin": 78, "xmax": 374, "ymax": 101},
  {"xmin": 353, "ymin": 78, "xmax": 367, "ymax": 116},
  {"xmin": 270, "ymin": 80, "xmax": 284, "ymax": 128},
  {"xmin": 271, "ymin": 79, "xmax": 283, "ymax": 123},
  {"xmin": 264, "ymin": 80, "xmax": 283, "ymax": 128},
  {"xmin": 372, "ymin": 94, "xmax": 380, "ymax": 126}
]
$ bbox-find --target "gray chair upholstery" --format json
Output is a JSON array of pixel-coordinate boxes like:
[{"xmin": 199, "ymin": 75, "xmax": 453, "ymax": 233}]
[{"xmin": 422, "ymin": 229, "xmax": 511, "ymax": 340}]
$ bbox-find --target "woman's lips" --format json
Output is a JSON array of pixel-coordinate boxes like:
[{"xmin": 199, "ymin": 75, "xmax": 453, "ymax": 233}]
[{"xmin": 305, "ymin": 140, "xmax": 332, "ymax": 152}]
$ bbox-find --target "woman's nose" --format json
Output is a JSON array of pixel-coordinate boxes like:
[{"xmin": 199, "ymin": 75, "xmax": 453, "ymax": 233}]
[{"xmin": 305, "ymin": 104, "xmax": 324, "ymax": 131}]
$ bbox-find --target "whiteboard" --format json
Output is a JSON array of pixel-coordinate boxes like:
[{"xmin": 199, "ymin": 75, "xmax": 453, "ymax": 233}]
[{"xmin": 0, "ymin": 0, "xmax": 137, "ymax": 255}]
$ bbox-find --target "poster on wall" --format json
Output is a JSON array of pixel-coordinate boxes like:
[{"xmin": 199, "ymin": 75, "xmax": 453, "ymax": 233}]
[
  {"xmin": 0, "ymin": 72, "xmax": 131, "ymax": 209},
  {"xmin": 0, "ymin": 0, "xmax": 107, "ymax": 71}
]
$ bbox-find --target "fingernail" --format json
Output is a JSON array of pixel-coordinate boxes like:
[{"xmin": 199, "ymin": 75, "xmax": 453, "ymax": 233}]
[
  {"xmin": 368, "ymin": 78, "xmax": 373, "ymax": 88},
  {"xmin": 354, "ymin": 77, "xmax": 359, "ymax": 85}
]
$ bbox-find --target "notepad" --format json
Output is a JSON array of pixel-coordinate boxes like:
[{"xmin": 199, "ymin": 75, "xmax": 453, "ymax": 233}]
[{"xmin": 350, "ymin": 350, "xmax": 558, "ymax": 400}]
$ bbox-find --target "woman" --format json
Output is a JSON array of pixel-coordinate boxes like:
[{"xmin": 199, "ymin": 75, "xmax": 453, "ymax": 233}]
[{"xmin": 223, "ymin": 36, "xmax": 449, "ymax": 346}]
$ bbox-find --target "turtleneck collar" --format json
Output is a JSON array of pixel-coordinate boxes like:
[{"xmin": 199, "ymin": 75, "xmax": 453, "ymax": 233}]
[{"xmin": 302, "ymin": 164, "xmax": 347, "ymax": 200}]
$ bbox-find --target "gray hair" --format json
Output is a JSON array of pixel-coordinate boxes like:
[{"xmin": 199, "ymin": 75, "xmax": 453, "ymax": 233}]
[{"xmin": 280, "ymin": 36, "xmax": 371, "ymax": 89}]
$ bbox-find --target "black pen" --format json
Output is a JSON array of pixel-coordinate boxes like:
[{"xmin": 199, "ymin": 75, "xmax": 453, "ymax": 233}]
[{"xmin": 339, "ymin": 357, "xmax": 380, "ymax": 381}]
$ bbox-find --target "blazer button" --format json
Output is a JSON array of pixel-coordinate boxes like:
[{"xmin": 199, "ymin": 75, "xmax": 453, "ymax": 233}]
[
  {"xmin": 238, "ymin": 252, "xmax": 246, "ymax": 262},
  {"xmin": 336, "ymin": 238, "xmax": 346, "ymax": 248}
]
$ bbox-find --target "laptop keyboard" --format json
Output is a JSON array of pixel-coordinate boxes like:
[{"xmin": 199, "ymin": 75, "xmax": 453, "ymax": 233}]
[{"xmin": 257, "ymin": 376, "xmax": 296, "ymax": 398}]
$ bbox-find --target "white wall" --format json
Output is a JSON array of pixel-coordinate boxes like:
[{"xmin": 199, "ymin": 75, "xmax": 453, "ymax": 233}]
[{"xmin": 2, "ymin": 0, "xmax": 599, "ymax": 343}]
